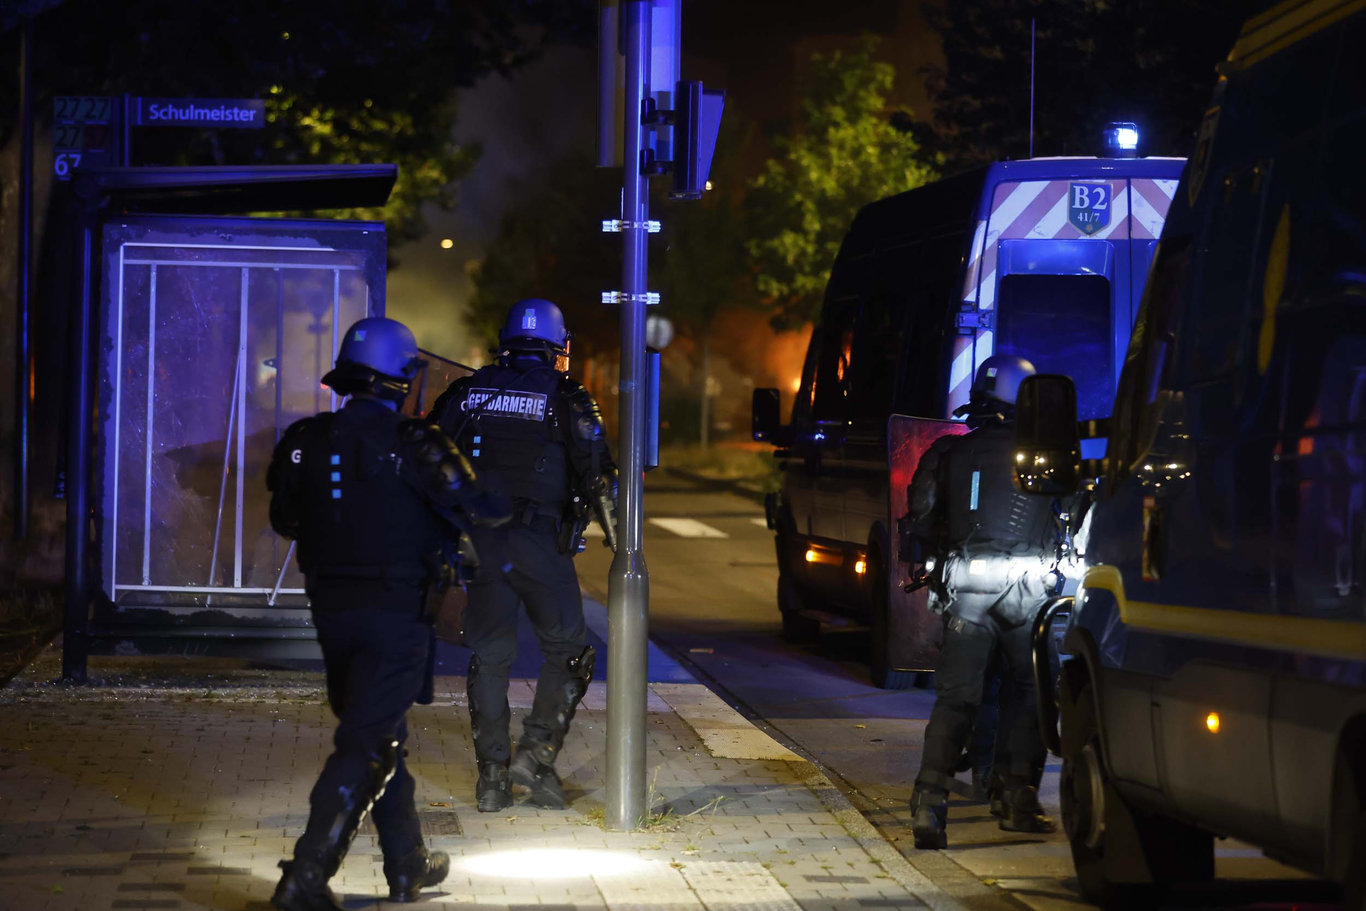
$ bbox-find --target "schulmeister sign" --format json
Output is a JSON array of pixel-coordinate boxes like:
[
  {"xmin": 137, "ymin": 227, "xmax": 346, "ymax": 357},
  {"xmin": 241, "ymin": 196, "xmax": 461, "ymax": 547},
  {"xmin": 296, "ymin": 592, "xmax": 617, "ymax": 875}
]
[{"xmin": 132, "ymin": 97, "xmax": 265, "ymax": 129}]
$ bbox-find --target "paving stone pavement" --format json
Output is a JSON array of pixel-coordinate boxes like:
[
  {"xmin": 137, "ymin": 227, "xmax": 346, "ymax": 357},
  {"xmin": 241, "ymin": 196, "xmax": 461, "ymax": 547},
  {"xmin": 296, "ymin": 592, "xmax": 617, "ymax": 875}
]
[{"xmin": 0, "ymin": 647, "xmax": 963, "ymax": 911}]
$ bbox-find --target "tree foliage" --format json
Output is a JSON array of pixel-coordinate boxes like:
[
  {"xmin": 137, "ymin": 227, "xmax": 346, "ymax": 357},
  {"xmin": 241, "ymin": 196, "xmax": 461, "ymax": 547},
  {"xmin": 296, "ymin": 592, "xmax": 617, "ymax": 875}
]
[
  {"xmin": 1, "ymin": 0, "xmax": 591, "ymax": 243},
  {"xmin": 468, "ymin": 110, "xmax": 759, "ymax": 368},
  {"xmin": 465, "ymin": 151, "xmax": 621, "ymax": 363},
  {"xmin": 924, "ymin": 0, "xmax": 1252, "ymax": 170},
  {"xmin": 746, "ymin": 37, "xmax": 938, "ymax": 330}
]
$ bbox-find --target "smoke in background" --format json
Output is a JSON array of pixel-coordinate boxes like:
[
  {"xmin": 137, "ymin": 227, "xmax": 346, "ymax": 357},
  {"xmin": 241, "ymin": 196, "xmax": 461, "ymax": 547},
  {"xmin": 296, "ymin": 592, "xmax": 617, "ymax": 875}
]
[{"xmin": 388, "ymin": 44, "xmax": 597, "ymax": 365}]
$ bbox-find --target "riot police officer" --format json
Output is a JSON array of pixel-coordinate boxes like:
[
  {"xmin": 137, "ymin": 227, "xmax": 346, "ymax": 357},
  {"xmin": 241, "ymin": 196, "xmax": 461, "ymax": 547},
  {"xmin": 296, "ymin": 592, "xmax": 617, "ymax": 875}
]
[
  {"xmin": 267, "ymin": 317, "xmax": 509, "ymax": 910},
  {"xmin": 902, "ymin": 355, "xmax": 1060, "ymax": 849},
  {"xmin": 430, "ymin": 298, "xmax": 617, "ymax": 813}
]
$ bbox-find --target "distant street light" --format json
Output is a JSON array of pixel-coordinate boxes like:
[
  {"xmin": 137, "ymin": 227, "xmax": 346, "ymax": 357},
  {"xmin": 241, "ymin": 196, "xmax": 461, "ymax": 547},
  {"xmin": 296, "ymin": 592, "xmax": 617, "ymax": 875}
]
[{"xmin": 440, "ymin": 238, "xmax": 454, "ymax": 249}]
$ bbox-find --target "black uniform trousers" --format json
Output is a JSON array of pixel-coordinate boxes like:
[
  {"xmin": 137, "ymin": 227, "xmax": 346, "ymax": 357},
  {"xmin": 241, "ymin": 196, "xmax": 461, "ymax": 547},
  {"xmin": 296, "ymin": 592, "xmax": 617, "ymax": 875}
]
[
  {"xmin": 464, "ymin": 518, "xmax": 587, "ymax": 763},
  {"xmin": 917, "ymin": 607, "xmax": 1044, "ymax": 799},
  {"xmin": 295, "ymin": 588, "xmax": 431, "ymax": 865}
]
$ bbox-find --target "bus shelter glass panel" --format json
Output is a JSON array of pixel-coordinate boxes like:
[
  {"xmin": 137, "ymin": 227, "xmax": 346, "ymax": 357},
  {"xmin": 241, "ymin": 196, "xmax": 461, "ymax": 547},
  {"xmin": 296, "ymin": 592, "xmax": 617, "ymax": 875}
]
[{"xmin": 98, "ymin": 216, "xmax": 386, "ymax": 613}]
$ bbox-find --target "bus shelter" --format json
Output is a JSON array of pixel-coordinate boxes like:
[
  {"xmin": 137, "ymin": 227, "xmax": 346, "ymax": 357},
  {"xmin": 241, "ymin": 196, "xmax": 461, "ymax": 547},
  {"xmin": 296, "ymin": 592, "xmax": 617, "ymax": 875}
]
[{"xmin": 62, "ymin": 166, "xmax": 397, "ymax": 678}]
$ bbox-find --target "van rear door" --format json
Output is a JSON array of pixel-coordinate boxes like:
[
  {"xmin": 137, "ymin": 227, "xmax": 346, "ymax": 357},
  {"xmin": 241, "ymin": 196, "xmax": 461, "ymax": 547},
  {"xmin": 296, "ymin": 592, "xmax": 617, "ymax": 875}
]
[{"xmin": 952, "ymin": 174, "xmax": 1179, "ymax": 435}]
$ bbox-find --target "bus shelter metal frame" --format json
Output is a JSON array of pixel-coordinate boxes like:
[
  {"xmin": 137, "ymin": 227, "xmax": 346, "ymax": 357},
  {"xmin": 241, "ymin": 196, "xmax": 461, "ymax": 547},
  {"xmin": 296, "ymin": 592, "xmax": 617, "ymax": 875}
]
[{"xmin": 62, "ymin": 165, "xmax": 397, "ymax": 681}]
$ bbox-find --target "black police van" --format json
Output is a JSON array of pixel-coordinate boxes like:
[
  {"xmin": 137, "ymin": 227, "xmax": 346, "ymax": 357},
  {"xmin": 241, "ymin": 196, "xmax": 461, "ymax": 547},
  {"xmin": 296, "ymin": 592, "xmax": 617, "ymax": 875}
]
[
  {"xmin": 1014, "ymin": 0, "xmax": 1366, "ymax": 904},
  {"xmin": 753, "ymin": 142, "xmax": 1184, "ymax": 687}
]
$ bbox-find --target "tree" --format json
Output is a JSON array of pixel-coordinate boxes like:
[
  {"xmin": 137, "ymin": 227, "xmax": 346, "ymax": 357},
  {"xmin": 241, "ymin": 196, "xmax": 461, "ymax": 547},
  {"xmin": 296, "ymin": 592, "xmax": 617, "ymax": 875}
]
[
  {"xmin": 1, "ymin": 0, "xmax": 591, "ymax": 243},
  {"xmin": 468, "ymin": 108, "xmax": 762, "ymax": 445},
  {"xmin": 923, "ymin": 0, "xmax": 1252, "ymax": 170},
  {"xmin": 747, "ymin": 37, "xmax": 939, "ymax": 330},
  {"xmin": 465, "ymin": 150, "xmax": 621, "ymax": 364}
]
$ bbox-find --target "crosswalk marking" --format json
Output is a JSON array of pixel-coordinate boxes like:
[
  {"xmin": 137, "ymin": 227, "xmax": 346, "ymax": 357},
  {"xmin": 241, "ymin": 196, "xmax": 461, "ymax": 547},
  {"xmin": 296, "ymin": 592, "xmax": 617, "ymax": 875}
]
[
  {"xmin": 648, "ymin": 517, "xmax": 728, "ymax": 539},
  {"xmin": 750, "ymin": 517, "xmax": 769, "ymax": 528}
]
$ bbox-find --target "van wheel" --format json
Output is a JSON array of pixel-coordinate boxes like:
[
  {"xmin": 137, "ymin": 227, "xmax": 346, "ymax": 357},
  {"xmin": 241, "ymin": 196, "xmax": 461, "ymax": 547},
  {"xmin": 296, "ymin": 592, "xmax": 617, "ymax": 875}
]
[
  {"xmin": 778, "ymin": 571, "xmax": 820, "ymax": 642},
  {"xmin": 868, "ymin": 554, "xmax": 915, "ymax": 690},
  {"xmin": 1061, "ymin": 673, "xmax": 1212, "ymax": 908}
]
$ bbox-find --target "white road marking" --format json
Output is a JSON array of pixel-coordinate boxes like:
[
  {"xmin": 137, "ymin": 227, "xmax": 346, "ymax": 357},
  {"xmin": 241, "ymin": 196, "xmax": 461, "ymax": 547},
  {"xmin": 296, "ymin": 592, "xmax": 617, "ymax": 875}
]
[
  {"xmin": 749, "ymin": 517, "xmax": 769, "ymax": 528},
  {"xmin": 582, "ymin": 523, "xmax": 604, "ymax": 537},
  {"xmin": 648, "ymin": 517, "xmax": 728, "ymax": 538}
]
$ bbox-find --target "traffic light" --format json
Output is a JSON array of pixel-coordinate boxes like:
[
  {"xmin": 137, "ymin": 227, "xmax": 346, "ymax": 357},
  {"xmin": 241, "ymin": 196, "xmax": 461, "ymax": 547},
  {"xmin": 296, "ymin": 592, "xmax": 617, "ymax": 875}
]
[{"xmin": 671, "ymin": 80, "xmax": 724, "ymax": 199}]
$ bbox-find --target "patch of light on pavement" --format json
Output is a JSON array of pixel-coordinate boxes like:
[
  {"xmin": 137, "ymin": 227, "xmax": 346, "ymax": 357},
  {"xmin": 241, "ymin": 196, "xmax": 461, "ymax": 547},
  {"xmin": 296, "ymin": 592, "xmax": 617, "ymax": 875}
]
[{"xmin": 458, "ymin": 847, "xmax": 655, "ymax": 880}]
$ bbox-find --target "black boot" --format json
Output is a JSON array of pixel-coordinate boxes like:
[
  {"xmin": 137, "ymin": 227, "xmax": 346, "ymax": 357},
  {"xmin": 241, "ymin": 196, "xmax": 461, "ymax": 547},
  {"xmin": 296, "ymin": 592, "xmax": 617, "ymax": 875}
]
[
  {"xmin": 385, "ymin": 846, "xmax": 451, "ymax": 902},
  {"xmin": 277, "ymin": 745, "xmax": 397, "ymax": 911},
  {"xmin": 909, "ymin": 788, "xmax": 948, "ymax": 850},
  {"xmin": 476, "ymin": 761, "xmax": 513, "ymax": 813},
  {"xmin": 271, "ymin": 860, "xmax": 345, "ymax": 911},
  {"xmin": 999, "ymin": 785, "xmax": 1056, "ymax": 833},
  {"xmin": 509, "ymin": 746, "xmax": 568, "ymax": 809}
]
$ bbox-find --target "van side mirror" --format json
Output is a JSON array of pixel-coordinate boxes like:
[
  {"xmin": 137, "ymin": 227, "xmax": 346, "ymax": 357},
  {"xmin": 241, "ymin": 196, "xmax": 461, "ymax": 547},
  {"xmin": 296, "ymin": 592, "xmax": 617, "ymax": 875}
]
[
  {"xmin": 752, "ymin": 387, "xmax": 791, "ymax": 445},
  {"xmin": 1013, "ymin": 374, "xmax": 1081, "ymax": 496}
]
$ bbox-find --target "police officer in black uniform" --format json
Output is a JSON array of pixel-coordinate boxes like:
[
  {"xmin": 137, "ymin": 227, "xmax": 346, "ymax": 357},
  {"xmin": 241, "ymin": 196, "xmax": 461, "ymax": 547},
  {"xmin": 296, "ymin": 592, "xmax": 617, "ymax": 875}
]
[
  {"xmin": 267, "ymin": 317, "xmax": 510, "ymax": 910},
  {"xmin": 430, "ymin": 298, "xmax": 617, "ymax": 813},
  {"xmin": 902, "ymin": 355, "xmax": 1060, "ymax": 849}
]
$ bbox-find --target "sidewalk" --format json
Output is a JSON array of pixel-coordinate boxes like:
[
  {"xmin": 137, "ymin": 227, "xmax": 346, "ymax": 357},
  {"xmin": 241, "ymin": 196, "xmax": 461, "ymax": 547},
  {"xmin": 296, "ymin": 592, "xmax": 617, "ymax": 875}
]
[{"xmin": 0, "ymin": 620, "xmax": 964, "ymax": 911}]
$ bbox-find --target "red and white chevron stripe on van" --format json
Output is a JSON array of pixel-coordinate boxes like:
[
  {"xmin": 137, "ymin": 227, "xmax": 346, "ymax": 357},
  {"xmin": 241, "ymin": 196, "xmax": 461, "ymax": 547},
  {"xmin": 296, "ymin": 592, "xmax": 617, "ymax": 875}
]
[{"xmin": 948, "ymin": 177, "xmax": 1179, "ymax": 412}]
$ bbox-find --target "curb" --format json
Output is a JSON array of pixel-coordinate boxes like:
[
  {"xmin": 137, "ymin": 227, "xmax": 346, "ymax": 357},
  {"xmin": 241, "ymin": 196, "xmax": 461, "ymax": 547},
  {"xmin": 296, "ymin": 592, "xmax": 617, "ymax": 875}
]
[
  {"xmin": 662, "ymin": 467, "xmax": 768, "ymax": 505},
  {"xmin": 631, "ymin": 607, "xmax": 1017, "ymax": 911}
]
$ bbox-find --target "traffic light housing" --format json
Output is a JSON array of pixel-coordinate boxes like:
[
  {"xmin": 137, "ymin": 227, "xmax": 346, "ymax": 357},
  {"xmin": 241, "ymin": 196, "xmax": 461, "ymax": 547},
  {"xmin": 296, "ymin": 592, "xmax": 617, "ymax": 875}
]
[{"xmin": 671, "ymin": 80, "xmax": 725, "ymax": 199}]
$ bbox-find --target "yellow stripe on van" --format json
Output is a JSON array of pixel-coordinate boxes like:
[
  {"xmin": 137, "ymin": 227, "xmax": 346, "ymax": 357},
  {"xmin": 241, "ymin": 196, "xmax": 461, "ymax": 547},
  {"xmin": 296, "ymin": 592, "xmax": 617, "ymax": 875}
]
[
  {"xmin": 1079, "ymin": 565, "xmax": 1366, "ymax": 661},
  {"xmin": 1223, "ymin": 0, "xmax": 1366, "ymax": 72}
]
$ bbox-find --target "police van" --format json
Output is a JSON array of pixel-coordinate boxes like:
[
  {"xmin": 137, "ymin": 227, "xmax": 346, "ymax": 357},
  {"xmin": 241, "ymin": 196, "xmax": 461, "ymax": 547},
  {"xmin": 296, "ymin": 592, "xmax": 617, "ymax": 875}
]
[
  {"xmin": 1013, "ymin": 0, "xmax": 1366, "ymax": 903},
  {"xmin": 753, "ymin": 138, "xmax": 1184, "ymax": 688}
]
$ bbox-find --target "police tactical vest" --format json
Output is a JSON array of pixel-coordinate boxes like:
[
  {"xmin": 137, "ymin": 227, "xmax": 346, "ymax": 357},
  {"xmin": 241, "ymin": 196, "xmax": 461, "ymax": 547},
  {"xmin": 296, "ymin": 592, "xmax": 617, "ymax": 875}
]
[
  {"xmin": 943, "ymin": 422, "xmax": 1055, "ymax": 556},
  {"xmin": 449, "ymin": 364, "xmax": 571, "ymax": 513},
  {"xmin": 291, "ymin": 401, "xmax": 449, "ymax": 581}
]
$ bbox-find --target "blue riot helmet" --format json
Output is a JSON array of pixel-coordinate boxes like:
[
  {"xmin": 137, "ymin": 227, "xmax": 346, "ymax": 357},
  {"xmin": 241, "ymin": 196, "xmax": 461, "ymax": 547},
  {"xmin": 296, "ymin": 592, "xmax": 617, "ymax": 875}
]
[
  {"xmin": 499, "ymin": 298, "xmax": 571, "ymax": 370},
  {"xmin": 969, "ymin": 355, "xmax": 1036, "ymax": 408},
  {"xmin": 321, "ymin": 317, "xmax": 423, "ymax": 404}
]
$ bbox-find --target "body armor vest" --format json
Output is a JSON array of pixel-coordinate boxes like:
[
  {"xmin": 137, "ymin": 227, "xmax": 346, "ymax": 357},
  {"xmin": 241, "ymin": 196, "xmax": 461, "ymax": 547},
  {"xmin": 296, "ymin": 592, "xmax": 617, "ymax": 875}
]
[
  {"xmin": 943, "ymin": 422, "xmax": 1055, "ymax": 556},
  {"xmin": 447, "ymin": 364, "xmax": 571, "ymax": 514},
  {"xmin": 290, "ymin": 401, "xmax": 449, "ymax": 580}
]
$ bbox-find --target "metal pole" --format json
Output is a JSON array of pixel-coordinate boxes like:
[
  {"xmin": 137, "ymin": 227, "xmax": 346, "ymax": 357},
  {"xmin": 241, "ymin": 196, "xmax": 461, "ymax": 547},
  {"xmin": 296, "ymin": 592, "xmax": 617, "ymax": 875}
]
[
  {"xmin": 1029, "ymin": 18, "xmax": 1036, "ymax": 159},
  {"xmin": 141, "ymin": 266, "xmax": 158, "ymax": 586},
  {"xmin": 62, "ymin": 215, "xmax": 95, "ymax": 682},
  {"xmin": 15, "ymin": 16, "xmax": 34, "ymax": 540},
  {"xmin": 606, "ymin": 0, "xmax": 651, "ymax": 831},
  {"xmin": 234, "ymin": 269, "xmax": 249, "ymax": 588}
]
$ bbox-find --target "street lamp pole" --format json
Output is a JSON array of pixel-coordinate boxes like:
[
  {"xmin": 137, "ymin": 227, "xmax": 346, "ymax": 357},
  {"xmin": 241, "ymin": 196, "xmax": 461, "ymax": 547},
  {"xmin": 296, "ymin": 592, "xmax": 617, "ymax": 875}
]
[{"xmin": 606, "ymin": 0, "xmax": 652, "ymax": 831}]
